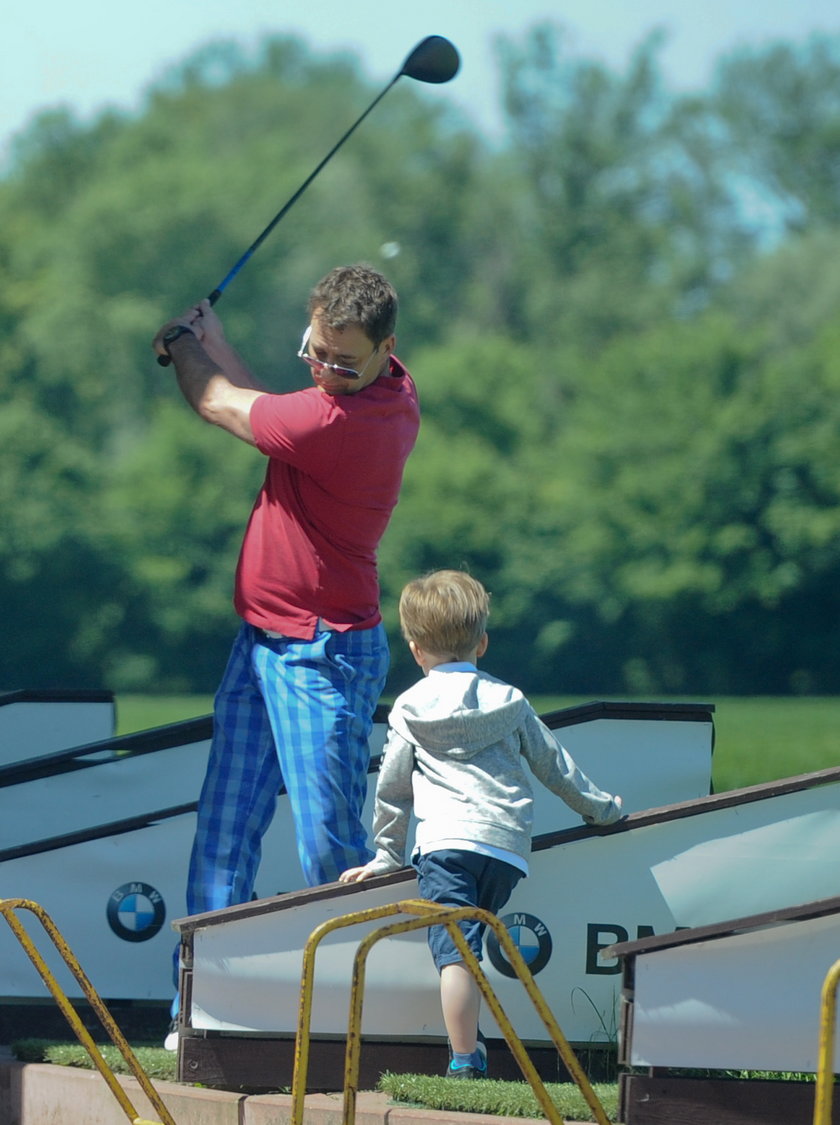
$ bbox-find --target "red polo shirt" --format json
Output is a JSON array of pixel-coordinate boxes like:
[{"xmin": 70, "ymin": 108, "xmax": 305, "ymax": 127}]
[{"xmin": 234, "ymin": 356, "xmax": 419, "ymax": 638}]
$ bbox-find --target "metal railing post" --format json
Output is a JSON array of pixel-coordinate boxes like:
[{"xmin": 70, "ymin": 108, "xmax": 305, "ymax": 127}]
[
  {"xmin": 290, "ymin": 897, "xmax": 611, "ymax": 1125},
  {"xmin": 0, "ymin": 897, "xmax": 176, "ymax": 1125},
  {"xmin": 813, "ymin": 956, "xmax": 840, "ymax": 1125}
]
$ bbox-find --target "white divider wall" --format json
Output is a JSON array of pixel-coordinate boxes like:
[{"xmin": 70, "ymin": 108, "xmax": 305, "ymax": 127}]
[
  {"xmin": 0, "ymin": 693, "xmax": 115, "ymax": 766},
  {"xmin": 626, "ymin": 909, "xmax": 840, "ymax": 1072},
  {"xmin": 185, "ymin": 778, "xmax": 840, "ymax": 1044},
  {"xmin": 0, "ymin": 703, "xmax": 713, "ymax": 1014}
]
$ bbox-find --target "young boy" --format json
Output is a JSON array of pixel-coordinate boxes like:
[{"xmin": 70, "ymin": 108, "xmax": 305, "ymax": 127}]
[{"xmin": 340, "ymin": 569, "xmax": 623, "ymax": 1079}]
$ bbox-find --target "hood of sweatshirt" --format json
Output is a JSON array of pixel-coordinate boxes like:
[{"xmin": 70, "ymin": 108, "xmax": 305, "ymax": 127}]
[{"xmin": 389, "ymin": 668, "xmax": 528, "ymax": 760}]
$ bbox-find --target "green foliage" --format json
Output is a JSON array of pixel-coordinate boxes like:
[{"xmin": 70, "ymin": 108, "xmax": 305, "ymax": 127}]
[
  {"xmin": 3, "ymin": 27, "xmax": 840, "ymax": 697},
  {"xmin": 710, "ymin": 35, "xmax": 840, "ymax": 230},
  {"xmin": 102, "ymin": 401, "xmax": 262, "ymax": 689},
  {"xmin": 493, "ymin": 24, "xmax": 741, "ymax": 343}
]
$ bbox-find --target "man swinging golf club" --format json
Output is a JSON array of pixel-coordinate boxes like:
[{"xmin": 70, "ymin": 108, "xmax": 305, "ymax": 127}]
[
  {"xmin": 153, "ymin": 264, "xmax": 420, "ymax": 1041},
  {"xmin": 152, "ymin": 34, "xmax": 456, "ymax": 1048}
]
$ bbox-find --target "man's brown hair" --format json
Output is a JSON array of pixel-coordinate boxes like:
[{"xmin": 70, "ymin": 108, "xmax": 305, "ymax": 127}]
[{"xmin": 308, "ymin": 264, "xmax": 398, "ymax": 345}]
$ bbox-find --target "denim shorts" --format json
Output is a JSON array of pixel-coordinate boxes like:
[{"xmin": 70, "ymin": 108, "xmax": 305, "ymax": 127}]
[{"xmin": 413, "ymin": 848, "xmax": 524, "ymax": 971}]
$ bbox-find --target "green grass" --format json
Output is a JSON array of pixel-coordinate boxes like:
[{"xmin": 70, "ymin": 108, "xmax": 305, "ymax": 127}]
[
  {"xmin": 15, "ymin": 1039, "xmax": 818, "ymax": 1123},
  {"xmin": 116, "ymin": 693, "xmax": 840, "ymax": 794},
  {"xmin": 530, "ymin": 694, "xmax": 840, "ymax": 792},
  {"xmin": 707, "ymin": 696, "xmax": 840, "ymax": 791},
  {"xmin": 379, "ymin": 1071, "xmax": 619, "ymax": 1120},
  {"xmin": 11, "ymin": 1040, "xmax": 619, "ymax": 1121},
  {"xmin": 114, "ymin": 694, "xmax": 213, "ymax": 735},
  {"xmin": 12, "ymin": 1039, "xmax": 178, "ymax": 1082}
]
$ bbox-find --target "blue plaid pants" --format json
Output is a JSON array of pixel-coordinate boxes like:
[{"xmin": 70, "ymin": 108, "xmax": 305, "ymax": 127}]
[{"xmin": 186, "ymin": 621, "xmax": 388, "ymax": 916}]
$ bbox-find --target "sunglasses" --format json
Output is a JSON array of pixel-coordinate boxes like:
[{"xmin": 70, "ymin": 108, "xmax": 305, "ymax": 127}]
[{"xmin": 296, "ymin": 325, "xmax": 379, "ymax": 381}]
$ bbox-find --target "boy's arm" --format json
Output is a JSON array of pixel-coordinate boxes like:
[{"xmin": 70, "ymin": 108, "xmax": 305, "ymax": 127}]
[
  {"xmin": 520, "ymin": 707, "xmax": 623, "ymax": 826},
  {"xmin": 340, "ymin": 731, "xmax": 415, "ymax": 882}
]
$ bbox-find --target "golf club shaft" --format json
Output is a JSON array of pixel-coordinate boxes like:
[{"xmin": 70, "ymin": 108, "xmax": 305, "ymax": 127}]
[
  {"xmin": 209, "ymin": 75, "xmax": 400, "ymax": 304},
  {"xmin": 157, "ymin": 75, "xmax": 400, "ymax": 367},
  {"xmin": 158, "ymin": 35, "xmax": 459, "ymax": 367}
]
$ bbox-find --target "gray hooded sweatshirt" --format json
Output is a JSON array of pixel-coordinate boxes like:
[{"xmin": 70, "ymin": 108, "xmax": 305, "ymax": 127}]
[{"xmin": 365, "ymin": 665, "xmax": 622, "ymax": 876}]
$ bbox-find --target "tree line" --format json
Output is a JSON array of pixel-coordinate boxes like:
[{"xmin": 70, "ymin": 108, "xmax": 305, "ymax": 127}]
[{"xmin": 2, "ymin": 26, "xmax": 839, "ymax": 698}]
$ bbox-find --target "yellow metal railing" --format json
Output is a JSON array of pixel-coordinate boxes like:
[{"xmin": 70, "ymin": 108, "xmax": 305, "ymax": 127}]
[
  {"xmin": 291, "ymin": 897, "xmax": 611, "ymax": 1125},
  {"xmin": 813, "ymin": 956, "xmax": 840, "ymax": 1125},
  {"xmin": 0, "ymin": 897, "xmax": 176, "ymax": 1125}
]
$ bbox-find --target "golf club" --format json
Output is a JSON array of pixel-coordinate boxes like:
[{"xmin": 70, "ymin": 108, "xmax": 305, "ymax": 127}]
[{"xmin": 158, "ymin": 34, "xmax": 460, "ymax": 366}]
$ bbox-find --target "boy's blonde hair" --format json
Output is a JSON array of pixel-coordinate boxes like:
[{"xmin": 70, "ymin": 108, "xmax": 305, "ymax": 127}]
[{"xmin": 399, "ymin": 570, "xmax": 490, "ymax": 660}]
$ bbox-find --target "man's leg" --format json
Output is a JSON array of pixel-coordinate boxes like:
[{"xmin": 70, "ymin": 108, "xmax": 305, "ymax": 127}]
[
  {"xmin": 255, "ymin": 624, "xmax": 388, "ymax": 885},
  {"xmin": 168, "ymin": 625, "xmax": 282, "ymax": 1044},
  {"xmin": 187, "ymin": 623, "xmax": 283, "ymax": 915}
]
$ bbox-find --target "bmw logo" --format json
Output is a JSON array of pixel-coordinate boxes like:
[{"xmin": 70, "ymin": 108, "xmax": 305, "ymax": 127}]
[
  {"xmin": 106, "ymin": 882, "xmax": 166, "ymax": 943},
  {"xmin": 486, "ymin": 911, "xmax": 553, "ymax": 978}
]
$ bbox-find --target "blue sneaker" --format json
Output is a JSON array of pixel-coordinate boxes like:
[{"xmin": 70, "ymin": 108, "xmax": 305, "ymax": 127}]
[
  {"xmin": 447, "ymin": 1062, "xmax": 487, "ymax": 1079},
  {"xmin": 446, "ymin": 1029, "xmax": 488, "ymax": 1078}
]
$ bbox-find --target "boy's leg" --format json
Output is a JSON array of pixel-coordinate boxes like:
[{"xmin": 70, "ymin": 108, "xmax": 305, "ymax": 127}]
[
  {"xmin": 440, "ymin": 962, "xmax": 482, "ymax": 1055},
  {"xmin": 415, "ymin": 850, "xmax": 523, "ymax": 1072},
  {"xmin": 186, "ymin": 623, "xmax": 283, "ymax": 915},
  {"xmin": 255, "ymin": 624, "xmax": 388, "ymax": 886}
]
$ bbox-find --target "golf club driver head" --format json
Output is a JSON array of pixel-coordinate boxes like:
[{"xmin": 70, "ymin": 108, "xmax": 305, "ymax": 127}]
[{"xmin": 400, "ymin": 35, "xmax": 460, "ymax": 84}]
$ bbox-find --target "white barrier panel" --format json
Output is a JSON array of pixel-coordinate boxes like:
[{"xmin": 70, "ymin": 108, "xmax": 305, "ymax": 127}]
[
  {"xmin": 537, "ymin": 707, "xmax": 713, "ymax": 822},
  {"xmin": 0, "ymin": 815, "xmax": 196, "ymax": 1000},
  {"xmin": 0, "ymin": 701, "xmax": 713, "ymax": 1010},
  {"xmin": 621, "ymin": 903, "xmax": 840, "ymax": 1072},
  {"xmin": 0, "ymin": 736, "xmax": 212, "ymax": 852},
  {"xmin": 0, "ymin": 691, "xmax": 115, "ymax": 765},
  {"xmin": 0, "ymin": 703, "xmax": 712, "ymax": 854},
  {"xmin": 183, "ymin": 773, "xmax": 840, "ymax": 1045}
]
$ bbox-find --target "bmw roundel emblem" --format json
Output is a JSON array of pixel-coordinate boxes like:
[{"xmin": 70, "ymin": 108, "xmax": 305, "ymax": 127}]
[
  {"xmin": 486, "ymin": 911, "xmax": 553, "ymax": 978},
  {"xmin": 106, "ymin": 882, "xmax": 166, "ymax": 943}
]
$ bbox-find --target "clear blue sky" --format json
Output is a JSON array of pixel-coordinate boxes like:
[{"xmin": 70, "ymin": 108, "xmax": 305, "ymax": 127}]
[{"xmin": 5, "ymin": 0, "xmax": 840, "ymax": 162}]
